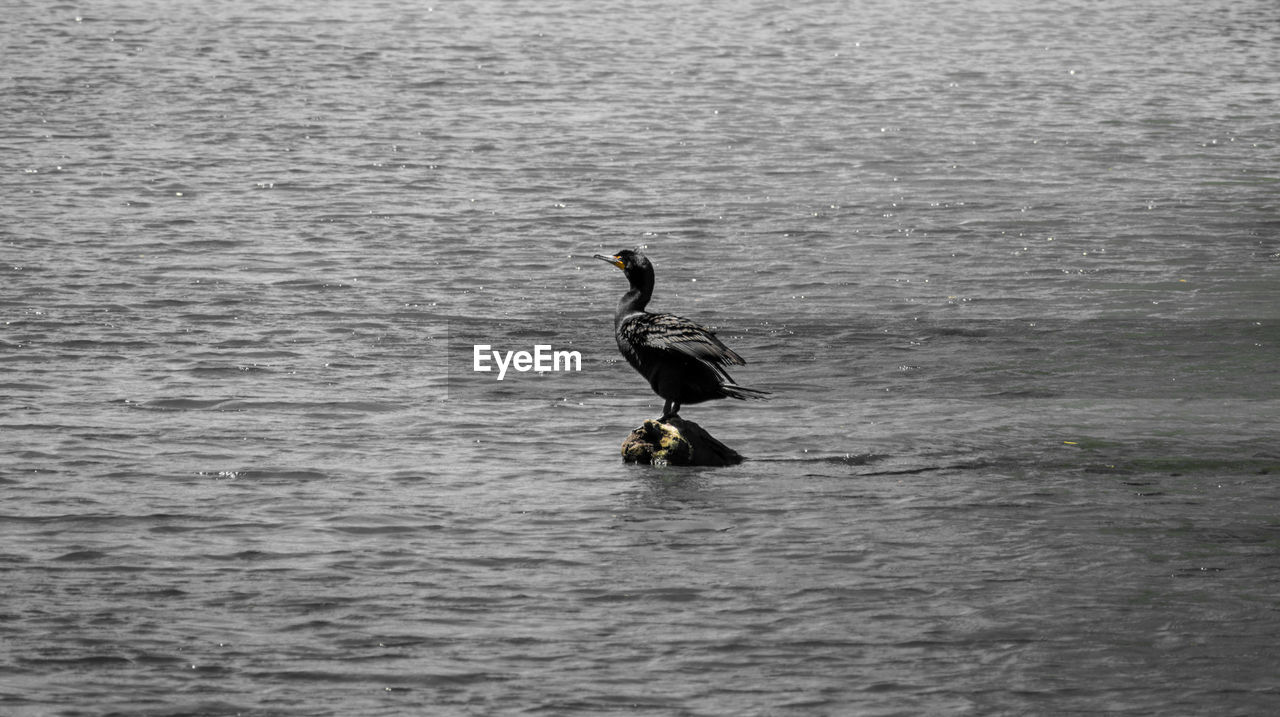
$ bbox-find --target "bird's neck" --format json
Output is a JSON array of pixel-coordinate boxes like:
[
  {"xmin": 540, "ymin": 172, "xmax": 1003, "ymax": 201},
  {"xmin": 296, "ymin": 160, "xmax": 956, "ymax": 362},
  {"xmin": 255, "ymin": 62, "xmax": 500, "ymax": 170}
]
[
  {"xmin": 616, "ymin": 273, "xmax": 653, "ymax": 323},
  {"xmin": 616, "ymin": 287, "xmax": 649, "ymax": 321}
]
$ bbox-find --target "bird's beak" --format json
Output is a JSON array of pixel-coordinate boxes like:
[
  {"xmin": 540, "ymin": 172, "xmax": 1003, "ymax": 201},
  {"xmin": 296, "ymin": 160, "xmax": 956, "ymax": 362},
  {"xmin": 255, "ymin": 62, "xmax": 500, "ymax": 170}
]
[{"xmin": 594, "ymin": 254, "xmax": 625, "ymax": 270}]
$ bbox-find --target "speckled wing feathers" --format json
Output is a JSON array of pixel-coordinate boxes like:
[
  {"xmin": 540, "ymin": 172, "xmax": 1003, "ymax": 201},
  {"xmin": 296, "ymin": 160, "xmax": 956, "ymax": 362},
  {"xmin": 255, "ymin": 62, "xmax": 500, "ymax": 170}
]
[{"xmin": 619, "ymin": 312, "xmax": 745, "ymax": 367}]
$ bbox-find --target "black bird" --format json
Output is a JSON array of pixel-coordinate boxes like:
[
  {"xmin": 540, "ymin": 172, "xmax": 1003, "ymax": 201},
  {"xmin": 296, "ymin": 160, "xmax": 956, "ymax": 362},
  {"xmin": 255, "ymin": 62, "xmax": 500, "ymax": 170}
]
[{"xmin": 594, "ymin": 249, "xmax": 768, "ymax": 420}]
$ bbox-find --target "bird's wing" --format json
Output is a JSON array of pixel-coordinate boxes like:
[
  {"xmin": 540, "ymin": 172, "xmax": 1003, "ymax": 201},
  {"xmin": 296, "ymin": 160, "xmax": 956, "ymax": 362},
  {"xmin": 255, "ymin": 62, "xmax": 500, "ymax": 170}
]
[{"xmin": 623, "ymin": 313, "xmax": 746, "ymax": 366}]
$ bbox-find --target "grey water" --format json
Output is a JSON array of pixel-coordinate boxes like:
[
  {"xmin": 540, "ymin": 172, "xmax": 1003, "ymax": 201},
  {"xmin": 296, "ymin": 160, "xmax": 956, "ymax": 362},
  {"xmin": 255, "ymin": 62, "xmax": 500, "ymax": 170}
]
[{"xmin": 3, "ymin": 0, "xmax": 1278, "ymax": 714}]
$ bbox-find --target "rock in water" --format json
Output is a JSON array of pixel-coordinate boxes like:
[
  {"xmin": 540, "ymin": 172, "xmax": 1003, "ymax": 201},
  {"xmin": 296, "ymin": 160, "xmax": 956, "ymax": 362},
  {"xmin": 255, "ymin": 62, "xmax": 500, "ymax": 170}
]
[{"xmin": 619, "ymin": 417, "xmax": 744, "ymax": 467}]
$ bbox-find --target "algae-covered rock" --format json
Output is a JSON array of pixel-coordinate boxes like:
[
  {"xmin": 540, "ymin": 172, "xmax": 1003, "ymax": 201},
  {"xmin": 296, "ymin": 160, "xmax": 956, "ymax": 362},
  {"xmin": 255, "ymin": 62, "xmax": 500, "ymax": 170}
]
[{"xmin": 619, "ymin": 417, "xmax": 744, "ymax": 467}]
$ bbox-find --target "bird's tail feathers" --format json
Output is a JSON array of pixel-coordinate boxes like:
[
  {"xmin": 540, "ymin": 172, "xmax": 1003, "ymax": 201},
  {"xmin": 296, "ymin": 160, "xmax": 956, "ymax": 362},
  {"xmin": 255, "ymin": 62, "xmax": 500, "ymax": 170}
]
[{"xmin": 722, "ymin": 384, "xmax": 771, "ymax": 401}]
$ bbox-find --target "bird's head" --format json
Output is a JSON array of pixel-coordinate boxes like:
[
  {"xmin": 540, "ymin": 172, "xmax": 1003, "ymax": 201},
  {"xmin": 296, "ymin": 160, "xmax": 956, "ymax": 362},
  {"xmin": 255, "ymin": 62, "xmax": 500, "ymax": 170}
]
[
  {"xmin": 593, "ymin": 248, "xmax": 653, "ymax": 283},
  {"xmin": 594, "ymin": 248, "xmax": 655, "ymax": 297}
]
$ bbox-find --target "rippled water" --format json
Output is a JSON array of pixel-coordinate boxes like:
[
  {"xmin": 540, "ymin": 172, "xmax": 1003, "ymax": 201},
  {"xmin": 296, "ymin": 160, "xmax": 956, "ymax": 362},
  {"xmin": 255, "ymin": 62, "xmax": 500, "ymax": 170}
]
[{"xmin": 3, "ymin": 0, "xmax": 1279, "ymax": 714}]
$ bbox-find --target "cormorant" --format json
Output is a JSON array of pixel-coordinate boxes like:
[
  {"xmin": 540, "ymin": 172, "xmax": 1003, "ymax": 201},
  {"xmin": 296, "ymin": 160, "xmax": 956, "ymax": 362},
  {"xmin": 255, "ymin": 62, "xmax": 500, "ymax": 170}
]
[{"xmin": 594, "ymin": 249, "xmax": 768, "ymax": 420}]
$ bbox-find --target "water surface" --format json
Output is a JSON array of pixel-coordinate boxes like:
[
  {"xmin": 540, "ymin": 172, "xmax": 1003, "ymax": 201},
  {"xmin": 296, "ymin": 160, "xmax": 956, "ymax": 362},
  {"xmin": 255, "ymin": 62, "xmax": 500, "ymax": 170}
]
[{"xmin": 3, "ymin": 0, "xmax": 1278, "ymax": 714}]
